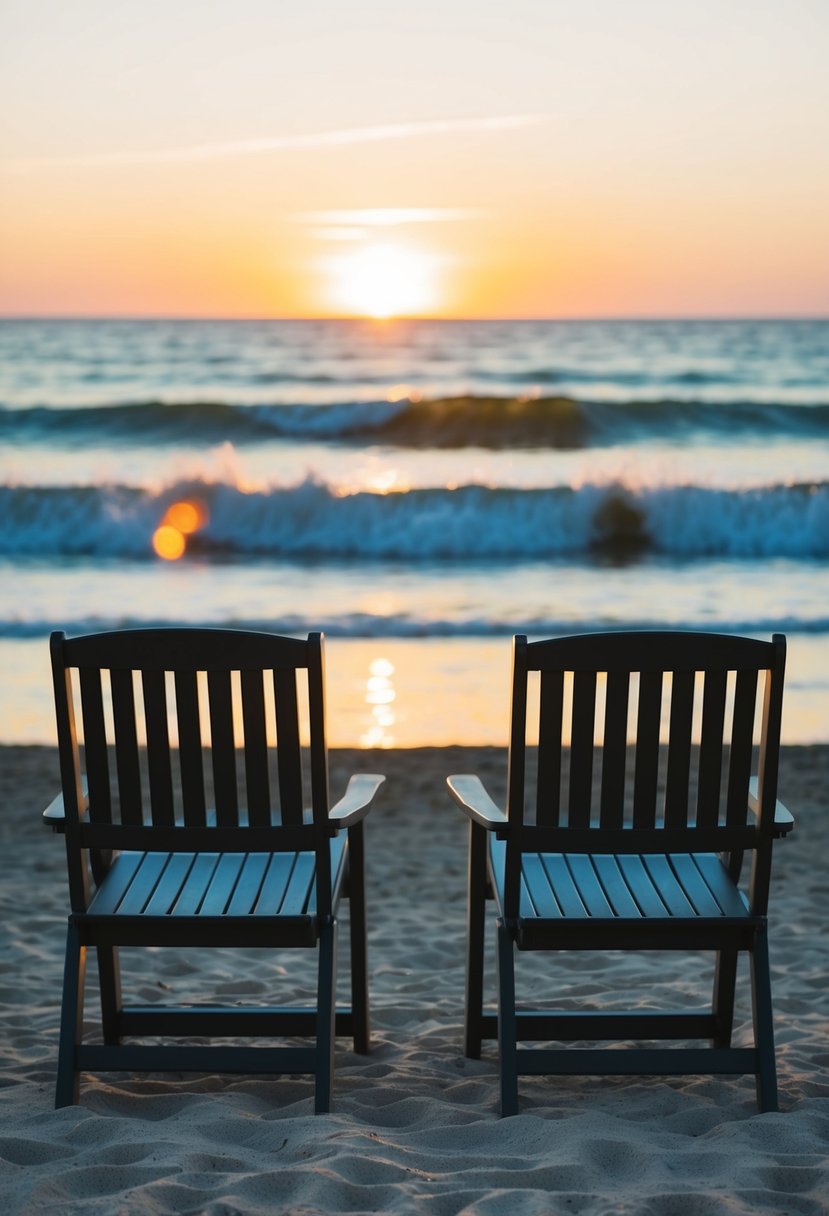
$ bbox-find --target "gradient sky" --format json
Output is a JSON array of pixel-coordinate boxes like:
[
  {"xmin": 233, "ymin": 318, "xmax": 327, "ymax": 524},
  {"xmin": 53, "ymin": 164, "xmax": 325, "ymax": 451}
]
[{"xmin": 2, "ymin": 0, "xmax": 828, "ymax": 318}]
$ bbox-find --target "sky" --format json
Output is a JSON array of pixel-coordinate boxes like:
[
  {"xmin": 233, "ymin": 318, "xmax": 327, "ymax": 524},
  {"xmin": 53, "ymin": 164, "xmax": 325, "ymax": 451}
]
[{"xmin": 2, "ymin": 0, "xmax": 829, "ymax": 319}]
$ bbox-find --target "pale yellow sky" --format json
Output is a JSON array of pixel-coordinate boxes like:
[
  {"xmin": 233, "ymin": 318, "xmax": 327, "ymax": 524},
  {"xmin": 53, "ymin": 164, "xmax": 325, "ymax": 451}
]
[{"xmin": 2, "ymin": 0, "xmax": 828, "ymax": 317}]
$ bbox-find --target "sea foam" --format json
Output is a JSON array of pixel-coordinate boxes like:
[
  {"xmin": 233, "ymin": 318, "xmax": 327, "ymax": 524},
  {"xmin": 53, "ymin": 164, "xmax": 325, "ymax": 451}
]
[{"xmin": 1, "ymin": 477, "xmax": 826, "ymax": 560}]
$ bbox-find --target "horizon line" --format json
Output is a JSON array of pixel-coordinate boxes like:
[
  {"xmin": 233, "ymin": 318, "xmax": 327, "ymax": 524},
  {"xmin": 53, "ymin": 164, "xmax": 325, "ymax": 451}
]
[{"xmin": 1, "ymin": 313, "xmax": 827, "ymax": 323}]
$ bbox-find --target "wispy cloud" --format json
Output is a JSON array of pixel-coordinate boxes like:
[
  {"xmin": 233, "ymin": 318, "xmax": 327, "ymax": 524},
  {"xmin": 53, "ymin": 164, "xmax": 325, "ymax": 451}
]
[
  {"xmin": 4, "ymin": 114, "xmax": 551, "ymax": 172},
  {"xmin": 296, "ymin": 208, "xmax": 481, "ymax": 227}
]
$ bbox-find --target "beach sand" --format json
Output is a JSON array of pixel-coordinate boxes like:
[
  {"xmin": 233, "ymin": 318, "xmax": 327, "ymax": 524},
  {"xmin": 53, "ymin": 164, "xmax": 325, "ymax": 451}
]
[{"xmin": 0, "ymin": 744, "xmax": 827, "ymax": 1214}]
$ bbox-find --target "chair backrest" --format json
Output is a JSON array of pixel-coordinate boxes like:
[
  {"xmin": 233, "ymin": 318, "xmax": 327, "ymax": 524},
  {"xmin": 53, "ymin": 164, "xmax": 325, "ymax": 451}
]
[
  {"xmin": 50, "ymin": 628, "xmax": 332, "ymax": 914},
  {"xmin": 503, "ymin": 631, "xmax": 786, "ymax": 919}
]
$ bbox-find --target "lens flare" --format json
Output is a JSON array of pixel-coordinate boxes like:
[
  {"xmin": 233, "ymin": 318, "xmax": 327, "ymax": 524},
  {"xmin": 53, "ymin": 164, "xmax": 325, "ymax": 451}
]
[
  {"xmin": 151, "ymin": 498, "xmax": 208, "ymax": 560},
  {"xmin": 152, "ymin": 524, "xmax": 186, "ymax": 561}
]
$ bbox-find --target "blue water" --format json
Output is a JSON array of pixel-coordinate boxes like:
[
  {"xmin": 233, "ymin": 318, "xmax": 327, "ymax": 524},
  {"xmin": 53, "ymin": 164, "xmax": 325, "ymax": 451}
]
[{"xmin": 1, "ymin": 318, "xmax": 827, "ymax": 743}]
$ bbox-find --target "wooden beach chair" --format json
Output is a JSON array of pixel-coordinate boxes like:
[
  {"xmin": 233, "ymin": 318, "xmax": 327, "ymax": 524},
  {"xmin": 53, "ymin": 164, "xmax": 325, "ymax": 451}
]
[
  {"xmin": 448, "ymin": 631, "xmax": 794, "ymax": 1115},
  {"xmin": 44, "ymin": 628, "xmax": 383, "ymax": 1111}
]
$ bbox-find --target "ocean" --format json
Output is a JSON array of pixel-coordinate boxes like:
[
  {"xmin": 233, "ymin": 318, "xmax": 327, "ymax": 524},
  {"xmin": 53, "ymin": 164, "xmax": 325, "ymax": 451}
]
[{"xmin": 1, "ymin": 317, "xmax": 827, "ymax": 746}]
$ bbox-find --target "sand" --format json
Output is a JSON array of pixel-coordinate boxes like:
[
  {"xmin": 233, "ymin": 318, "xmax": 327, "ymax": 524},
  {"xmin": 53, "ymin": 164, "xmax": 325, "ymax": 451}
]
[{"xmin": 0, "ymin": 744, "xmax": 827, "ymax": 1215}]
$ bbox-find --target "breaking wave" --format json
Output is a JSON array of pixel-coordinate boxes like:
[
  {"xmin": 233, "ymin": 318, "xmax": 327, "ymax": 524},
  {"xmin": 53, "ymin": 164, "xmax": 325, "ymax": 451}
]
[{"xmin": 1, "ymin": 476, "xmax": 826, "ymax": 561}]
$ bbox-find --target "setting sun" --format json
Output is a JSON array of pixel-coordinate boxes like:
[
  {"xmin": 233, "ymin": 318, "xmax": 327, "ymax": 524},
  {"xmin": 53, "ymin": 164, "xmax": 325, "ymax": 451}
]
[{"xmin": 326, "ymin": 242, "xmax": 441, "ymax": 318}]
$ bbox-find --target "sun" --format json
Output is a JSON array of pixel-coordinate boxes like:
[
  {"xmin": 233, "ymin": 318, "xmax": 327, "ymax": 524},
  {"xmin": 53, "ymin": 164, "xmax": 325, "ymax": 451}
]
[{"xmin": 326, "ymin": 242, "xmax": 440, "ymax": 318}]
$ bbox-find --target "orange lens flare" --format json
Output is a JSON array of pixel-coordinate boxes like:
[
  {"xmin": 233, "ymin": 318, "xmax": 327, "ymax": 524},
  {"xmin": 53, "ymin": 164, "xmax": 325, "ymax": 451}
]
[
  {"xmin": 151, "ymin": 498, "xmax": 208, "ymax": 560},
  {"xmin": 152, "ymin": 524, "xmax": 186, "ymax": 561},
  {"xmin": 164, "ymin": 499, "xmax": 206, "ymax": 534}
]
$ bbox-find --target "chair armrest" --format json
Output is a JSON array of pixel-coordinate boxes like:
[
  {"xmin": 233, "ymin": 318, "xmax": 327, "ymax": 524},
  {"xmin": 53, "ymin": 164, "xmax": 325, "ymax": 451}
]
[
  {"xmin": 748, "ymin": 776, "xmax": 795, "ymax": 837},
  {"xmin": 42, "ymin": 783, "xmax": 88, "ymax": 833},
  {"xmin": 328, "ymin": 773, "xmax": 385, "ymax": 828},
  {"xmin": 447, "ymin": 774, "xmax": 509, "ymax": 830}
]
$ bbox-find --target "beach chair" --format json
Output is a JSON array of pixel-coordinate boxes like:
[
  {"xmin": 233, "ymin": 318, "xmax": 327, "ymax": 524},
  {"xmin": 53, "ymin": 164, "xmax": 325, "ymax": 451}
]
[
  {"xmin": 448, "ymin": 631, "xmax": 794, "ymax": 1115},
  {"xmin": 44, "ymin": 628, "xmax": 383, "ymax": 1111}
]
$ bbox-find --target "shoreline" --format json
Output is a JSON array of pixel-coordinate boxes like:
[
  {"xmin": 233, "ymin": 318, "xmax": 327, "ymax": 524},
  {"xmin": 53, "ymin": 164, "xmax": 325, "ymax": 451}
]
[{"xmin": 1, "ymin": 744, "xmax": 827, "ymax": 1214}]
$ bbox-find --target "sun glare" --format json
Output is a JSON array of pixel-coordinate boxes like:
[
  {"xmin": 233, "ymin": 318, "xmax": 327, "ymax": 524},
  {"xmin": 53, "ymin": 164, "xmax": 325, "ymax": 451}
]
[{"xmin": 327, "ymin": 242, "xmax": 440, "ymax": 318}]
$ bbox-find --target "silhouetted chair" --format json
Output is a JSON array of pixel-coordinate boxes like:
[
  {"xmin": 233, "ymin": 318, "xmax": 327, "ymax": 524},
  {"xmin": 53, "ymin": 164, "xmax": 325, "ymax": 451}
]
[
  {"xmin": 44, "ymin": 628, "xmax": 383, "ymax": 1111},
  {"xmin": 448, "ymin": 631, "xmax": 794, "ymax": 1115}
]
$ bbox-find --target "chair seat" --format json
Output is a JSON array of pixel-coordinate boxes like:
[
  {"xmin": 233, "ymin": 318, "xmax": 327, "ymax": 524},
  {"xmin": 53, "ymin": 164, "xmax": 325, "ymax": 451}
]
[
  {"xmin": 489, "ymin": 838, "xmax": 753, "ymax": 948},
  {"xmin": 78, "ymin": 838, "xmax": 347, "ymax": 946}
]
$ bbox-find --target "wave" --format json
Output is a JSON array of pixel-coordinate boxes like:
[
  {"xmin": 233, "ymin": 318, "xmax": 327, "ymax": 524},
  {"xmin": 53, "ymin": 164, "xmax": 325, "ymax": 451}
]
[
  {"xmin": 3, "ymin": 612, "xmax": 829, "ymax": 641},
  {"xmin": 3, "ymin": 395, "xmax": 829, "ymax": 449},
  {"xmin": 1, "ymin": 476, "xmax": 827, "ymax": 561}
]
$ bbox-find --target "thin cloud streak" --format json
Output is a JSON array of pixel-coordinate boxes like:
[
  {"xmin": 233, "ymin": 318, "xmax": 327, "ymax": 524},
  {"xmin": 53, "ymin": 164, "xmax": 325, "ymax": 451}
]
[
  {"xmin": 5, "ymin": 114, "xmax": 552, "ymax": 172},
  {"xmin": 296, "ymin": 208, "xmax": 482, "ymax": 227}
]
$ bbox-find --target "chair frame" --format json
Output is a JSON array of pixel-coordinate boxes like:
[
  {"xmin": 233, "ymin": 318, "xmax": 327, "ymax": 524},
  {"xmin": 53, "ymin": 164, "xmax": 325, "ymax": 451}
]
[
  {"xmin": 449, "ymin": 631, "xmax": 794, "ymax": 1115},
  {"xmin": 45, "ymin": 628, "xmax": 383, "ymax": 1111}
]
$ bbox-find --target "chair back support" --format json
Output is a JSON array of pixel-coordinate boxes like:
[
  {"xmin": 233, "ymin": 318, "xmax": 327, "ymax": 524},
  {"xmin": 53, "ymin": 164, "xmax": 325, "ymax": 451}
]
[
  {"xmin": 50, "ymin": 628, "xmax": 331, "ymax": 914},
  {"xmin": 504, "ymin": 631, "xmax": 786, "ymax": 920}
]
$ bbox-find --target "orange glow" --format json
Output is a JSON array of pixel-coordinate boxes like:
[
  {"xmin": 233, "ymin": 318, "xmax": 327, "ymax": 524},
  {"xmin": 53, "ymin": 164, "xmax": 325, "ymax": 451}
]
[
  {"xmin": 164, "ymin": 499, "xmax": 207, "ymax": 534},
  {"xmin": 152, "ymin": 525, "xmax": 186, "ymax": 561},
  {"xmin": 151, "ymin": 498, "xmax": 208, "ymax": 559}
]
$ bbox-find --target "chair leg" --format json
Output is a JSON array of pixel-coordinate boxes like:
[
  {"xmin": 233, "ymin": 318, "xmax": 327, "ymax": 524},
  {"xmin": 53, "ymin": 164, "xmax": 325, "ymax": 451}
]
[
  {"xmin": 750, "ymin": 926, "xmax": 779, "ymax": 1113},
  {"xmin": 347, "ymin": 824, "xmax": 370, "ymax": 1055},
  {"xmin": 712, "ymin": 948, "xmax": 739, "ymax": 1048},
  {"xmin": 97, "ymin": 945, "xmax": 122, "ymax": 1045},
  {"xmin": 496, "ymin": 920, "xmax": 519, "ymax": 1117},
  {"xmin": 56, "ymin": 921, "xmax": 86, "ymax": 1108},
  {"xmin": 315, "ymin": 919, "xmax": 338, "ymax": 1114},
  {"xmin": 464, "ymin": 822, "xmax": 487, "ymax": 1059}
]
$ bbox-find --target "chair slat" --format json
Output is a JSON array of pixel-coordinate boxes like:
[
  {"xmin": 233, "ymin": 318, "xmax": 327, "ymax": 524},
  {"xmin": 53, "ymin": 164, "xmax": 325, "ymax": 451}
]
[
  {"xmin": 616, "ymin": 856, "xmax": 670, "ymax": 917},
  {"xmin": 142, "ymin": 669, "xmax": 175, "ymax": 826},
  {"xmin": 697, "ymin": 669, "xmax": 728, "ymax": 827},
  {"xmin": 207, "ymin": 669, "xmax": 238, "ymax": 827},
  {"xmin": 280, "ymin": 853, "xmax": 316, "ymax": 916},
  {"xmin": 87, "ymin": 852, "xmax": 144, "ymax": 914},
  {"xmin": 664, "ymin": 669, "xmax": 695, "ymax": 829},
  {"xmin": 253, "ymin": 853, "xmax": 296, "ymax": 915},
  {"xmin": 78, "ymin": 668, "xmax": 111, "ymax": 823},
  {"xmin": 110, "ymin": 668, "xmax": 143, "ymax": 825},
  {"xmin": 600, "ymin": 670, "xmax": 629, "ymax": 829},
  {"xmin": 726, "ymin": 669, "xmax": 758, "ymax": 825},
  {"xmin": 642, "ymin": 855, "xmax": 696, "ymax": 917},
  {"xmin": 169, "ymin": 853, "xmax": 220, "ymax": 915},
  {"xmin": 174, "ymin": 669, "xmax": 207, "ymax": 826},
  {"xmin": 240, "ymin": 669, "xmax": 271, "ymax": 827},
  {"xmin": 633, "ymin": 670, "xmax": 663, "ymax": 828},
  {"xmin": 274, "ymin": 669, "xmax": 303, "ymax": 825},
  {"xmin": 226, "ymin": 854, "xmax": 271, "ymax": 916},
  {"xmin": 567, "ymin": 855, "xmax": 615, "ymax": 917},
  {"xmin": 521, "ymin": 855, "xmax": 561, "ymax": 917},
  {"xmin": 692, "ymin": 853, "xmax": 749, "ymax": 918},
  {"xmin": 540, "ymin": 854, "xmax": 589, "ymax": 917},
  {"xmin": 199, "ymin": 854, "xmax": 246, "ymax": 915},
  {"xmin": 143, "ymin": 854, "xmax": 195, "ymax": 915},
  {"xmin": 536, "ymin": 669, "xmax": 564, "ymax": 826},
  {"xmin": 592, "ymin": 855, "xmax": 643, "ymax": 918},
  {"xmin": 568, "ymin": 671, "xmax": 596, "ymax": 829},
  {"xmin": 668, "ymin": 854, "xmax": 724, "ymax": 917},
  {"xmin": 117, "ymin": 853, "xmax": 169, "ymax": 915}
]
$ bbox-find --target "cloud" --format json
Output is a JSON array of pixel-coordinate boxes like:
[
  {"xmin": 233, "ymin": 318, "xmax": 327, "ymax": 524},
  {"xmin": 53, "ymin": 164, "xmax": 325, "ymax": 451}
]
[
  {"xmin": 296, "ymin": 208, "xmax": 482, "ymax": 228},
  {"xmin": 4, "ymin": 114, "xmax": 552, "ymax": 172}
]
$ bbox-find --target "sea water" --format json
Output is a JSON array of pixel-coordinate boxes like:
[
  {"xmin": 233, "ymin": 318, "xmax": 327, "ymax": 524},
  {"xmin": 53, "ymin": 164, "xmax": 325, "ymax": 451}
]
[{"xmin": 1, "ymin": 318, "xmax": 827, "ymax": 745}]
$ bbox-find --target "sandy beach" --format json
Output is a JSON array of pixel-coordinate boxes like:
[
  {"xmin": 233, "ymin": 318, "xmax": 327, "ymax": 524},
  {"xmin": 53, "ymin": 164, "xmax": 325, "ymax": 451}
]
[{"xmin": 0, "ymin": 743, "xmax": 827, "ymax": 1215}]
